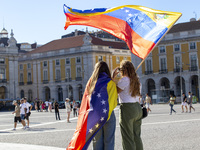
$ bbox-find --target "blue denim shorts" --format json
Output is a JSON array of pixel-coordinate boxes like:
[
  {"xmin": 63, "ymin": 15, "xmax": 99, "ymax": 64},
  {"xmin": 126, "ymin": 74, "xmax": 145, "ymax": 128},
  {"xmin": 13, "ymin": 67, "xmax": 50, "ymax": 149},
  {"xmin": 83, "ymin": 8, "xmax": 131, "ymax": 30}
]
[{"xmin": 20, "ymin": 114, "xmax": 25, "ymax": 120}]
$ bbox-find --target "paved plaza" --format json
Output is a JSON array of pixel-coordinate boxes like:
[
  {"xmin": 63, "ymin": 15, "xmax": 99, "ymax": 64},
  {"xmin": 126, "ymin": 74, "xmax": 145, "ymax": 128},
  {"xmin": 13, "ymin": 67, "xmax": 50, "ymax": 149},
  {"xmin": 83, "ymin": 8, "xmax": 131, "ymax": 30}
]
[{"xmin": 0, "ymin": 104, "xmax": 200, "ymax": 150}]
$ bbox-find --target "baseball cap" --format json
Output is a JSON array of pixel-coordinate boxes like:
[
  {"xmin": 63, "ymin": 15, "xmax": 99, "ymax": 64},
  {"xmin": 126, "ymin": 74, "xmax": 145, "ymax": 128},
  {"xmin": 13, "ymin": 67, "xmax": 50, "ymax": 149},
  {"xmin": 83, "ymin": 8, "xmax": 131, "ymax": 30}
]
[{"xmin": 12, "ymin": 100, "xmax": 17, "ymax": 105}]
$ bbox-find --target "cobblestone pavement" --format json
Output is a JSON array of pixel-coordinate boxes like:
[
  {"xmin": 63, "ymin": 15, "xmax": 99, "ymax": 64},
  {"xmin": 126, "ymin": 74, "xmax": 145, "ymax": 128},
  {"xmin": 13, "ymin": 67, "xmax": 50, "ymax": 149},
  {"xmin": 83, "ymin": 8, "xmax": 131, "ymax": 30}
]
[{"xmin": 0, "ymin": 104, "xmax": 200, "ymax": 150}]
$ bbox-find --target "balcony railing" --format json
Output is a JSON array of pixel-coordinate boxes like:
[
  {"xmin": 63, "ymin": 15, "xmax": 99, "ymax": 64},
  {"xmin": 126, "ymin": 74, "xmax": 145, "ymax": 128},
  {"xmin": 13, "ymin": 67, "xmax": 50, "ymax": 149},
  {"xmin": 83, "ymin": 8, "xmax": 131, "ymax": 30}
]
[
  {"xmin": 144, "ymin": 70, "xmax": 153, "ymax": 75},
  {"xmin": 65, "ymin": 78, "xmax": 72, "ymax": 82},
  {"xmin": 174, "ymin": 68, "xmax": 183, "ymax": 73},
  {"xmin": 189, "ymin": 66, "xmax": 198, "ymax": 71},
  {"xmin": 19, "ymin": 82, "xmax": 24, "ymax": 85},
  {"xmin": 55, "ymin": 79, "xmax": 61, "ymax": 83},
  {"xmin": 27, "ymin": 81, "xmax": 33, "ymax": 85},
  {"xmin": 159, "ymin": 69, "xmax": 168, "ymax": 74},
  {"xmin": 0, "ymin": 79, "xmax": 7, "ymax": 83},
  {"xmin": 43, "ymin": 80, "xmax": 49, "ymax": 84},
  {"xmin": 76, "ymin": 77, "xmax": 82, "ymax": 81}
]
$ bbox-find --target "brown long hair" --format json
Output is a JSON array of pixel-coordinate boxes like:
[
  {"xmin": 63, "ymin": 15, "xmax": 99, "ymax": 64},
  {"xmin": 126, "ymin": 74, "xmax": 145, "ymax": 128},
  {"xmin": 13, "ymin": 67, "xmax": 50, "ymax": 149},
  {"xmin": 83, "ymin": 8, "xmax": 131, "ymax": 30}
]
[
  {"xmin": 87, "ymin": 61, "xmax": 111, "ymax": 95},
  {"xmin": 120, "ymin": 60, "xmax": 140, "ymax": 97}
]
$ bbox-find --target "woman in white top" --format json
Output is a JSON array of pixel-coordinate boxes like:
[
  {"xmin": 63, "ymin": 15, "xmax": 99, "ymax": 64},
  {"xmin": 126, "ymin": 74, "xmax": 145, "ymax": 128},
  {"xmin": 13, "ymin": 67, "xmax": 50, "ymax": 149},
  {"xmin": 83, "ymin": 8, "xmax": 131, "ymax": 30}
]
[
  {"xmin": 113, "ymin": 60, "xmax": 143, "ymax": 150},
  {"xmin": 65, "ymin": 98, "xmax": 71, "ymax": 123}
]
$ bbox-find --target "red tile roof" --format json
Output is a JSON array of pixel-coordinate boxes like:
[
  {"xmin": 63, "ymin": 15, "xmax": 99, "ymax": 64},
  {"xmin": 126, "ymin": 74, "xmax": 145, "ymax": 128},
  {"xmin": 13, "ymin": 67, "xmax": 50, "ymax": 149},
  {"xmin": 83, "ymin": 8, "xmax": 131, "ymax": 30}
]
[
  {"xmin": 27, "ymin": 34, "xmax": 128, "ymax": 54},
  {"xmin": 168, "ymin": 20, "xmax": 200, "ymax": 33}
]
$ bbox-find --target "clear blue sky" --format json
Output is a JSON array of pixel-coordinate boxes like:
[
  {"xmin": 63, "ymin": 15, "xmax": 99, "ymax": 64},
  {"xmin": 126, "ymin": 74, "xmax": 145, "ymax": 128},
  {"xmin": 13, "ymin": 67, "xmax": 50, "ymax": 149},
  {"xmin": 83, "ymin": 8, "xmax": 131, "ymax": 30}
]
[{"xmin": 0, "ymin": 0, "xmax": 199, "ymax": 44}]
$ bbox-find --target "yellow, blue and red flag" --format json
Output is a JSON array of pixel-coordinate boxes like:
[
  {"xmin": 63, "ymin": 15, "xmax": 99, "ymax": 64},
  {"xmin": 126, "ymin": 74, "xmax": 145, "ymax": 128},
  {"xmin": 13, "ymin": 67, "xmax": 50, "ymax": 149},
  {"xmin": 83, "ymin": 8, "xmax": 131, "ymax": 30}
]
[
  {"xmin": 64, "ymin": 5, "xmax": 181, "ymax": 59},
  {"xmin": 67, "ymin": 73, "xmax": 117, "ymax": 150}
]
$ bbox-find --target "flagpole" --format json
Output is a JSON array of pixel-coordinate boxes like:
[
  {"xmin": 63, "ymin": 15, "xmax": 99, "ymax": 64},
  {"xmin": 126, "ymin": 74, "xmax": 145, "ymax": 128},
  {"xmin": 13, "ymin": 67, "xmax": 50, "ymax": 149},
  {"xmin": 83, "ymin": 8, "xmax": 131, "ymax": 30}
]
[{"xmin": 136, "ymin": 14, "xmax": 182, "ymax": 72}]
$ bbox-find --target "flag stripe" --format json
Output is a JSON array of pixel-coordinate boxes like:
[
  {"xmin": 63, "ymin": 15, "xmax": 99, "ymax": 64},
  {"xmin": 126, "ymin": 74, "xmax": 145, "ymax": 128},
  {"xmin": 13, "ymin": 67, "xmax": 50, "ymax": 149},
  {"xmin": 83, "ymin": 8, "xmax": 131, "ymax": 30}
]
[{"xmin": 65, "ymin": 12, "xmax": 155, "ymax": 58}]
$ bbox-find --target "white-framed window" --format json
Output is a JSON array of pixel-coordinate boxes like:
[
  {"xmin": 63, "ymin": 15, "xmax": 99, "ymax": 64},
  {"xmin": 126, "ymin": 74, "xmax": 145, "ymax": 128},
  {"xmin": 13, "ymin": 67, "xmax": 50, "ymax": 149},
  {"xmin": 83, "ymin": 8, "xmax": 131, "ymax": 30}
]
[
  {"xmin": 76, "ymin": 67, "xmax": 82, "ymax": 77},
  {"xmin": 56, "ymin": 69, "xmax": 61, "ymax": 80},
  {"xmin": 190, "ymin": 54, "xmax": 197, "ymax": 67},
  {"xmin": 98, "ymin": 56, "xmax": 103, "ymax": 61},
  {"xmin": 28, "ymin": 72, "xmax": 32, "ymax": 82},
  {"xmin": 174, "ymin": 56, "xmax": 181, "ymax": 69},
  {"xmin": 43, "ymin": 61, "xmax": 47, "ymax": 67},
  {"xmin": 66, "ymin": 58, "xmax": 70, "ymax": 64},
  {"xmin": 76, "ymin": 57, "xmax": 81, "ymax": 63},
  {"xmin": 19, "ymin": 64, "xmax": 23, "ymax": 70},
  {"xmin": 27, "ymin": 63, "xmax": 31, "ymax": 69},
  {"xmin": 146, "ymin": 59, "xmax": 152, "ymax": 71},
  {"xmin": 43, "ymin": 70, "xmax": 48, "ymax": 80},
  {"xmin": 159, "ymin": 46, "xmax": 166, "ymax": 53},
  {"xmin": 66, "ymin": 68, "xmax": 71, "ymax": 78},
  {"xmin": 174, "ymin": 44, "xmax": 180, "ymax": 51},
  {"xmin": 190, "ymin": 42, "xmax": 196, "ymax": 50},
  {"xmin": 20, "ymin": 73, "xmax": 23, "ymax": 82},
  {"xmin": 124, "ymin": 57, "xmax": 127, "ymax": 60},
  {"xmin": 0, "ymin": 58, "xmax": 5, "ymax": 64},
  {"xmin": 56, "ymin": 59, "xmax": 60, "ymax": 66},
  {"xmin": 0, "ymin": 68, "xmax": 5, "ymax": 79},
  {"xmin": 160, "ymin": 58, "xmax": 167, "ymax": 70},
  {"xmin": 116, "ymin": 56, "xmax": 120, "ymax": 64}
]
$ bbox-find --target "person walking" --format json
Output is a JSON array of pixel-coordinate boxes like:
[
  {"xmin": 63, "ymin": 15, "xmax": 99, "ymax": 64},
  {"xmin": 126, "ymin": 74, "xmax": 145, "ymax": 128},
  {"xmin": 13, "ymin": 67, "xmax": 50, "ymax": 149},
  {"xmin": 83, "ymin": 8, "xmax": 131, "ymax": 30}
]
[
  {"xmin": 19, "ymin": 99, "xmax": 27, "ymax": 129},
  {"xmin": 187, "ymin": 92, "xmax": 195, "ymax": 113},
  {"xmin": 145, "ymin": 93, "xmax": 152, "ymax": 113},
  {"xmin": 139, "ymin": 94, "xmax": 144, "ymax": 107},
  {"xmin": 181, "ymin": 93, "xmax": 188, "ymax": 113},
  {"xmin": 168, "ymin": 95, "xmax": 176, "ymax": 115},
  {"xmin": 72, "ymin": 100, "xmax": 77, "ymax": 117},
  {"xmin": 12, "ymin": 100, "xmax": 23, "ymax": 130},
  {"xmin": 65, "ymin": 98, "xmax": 71, "ymax": 123},
  {"xmin": 45, "ymin": 100, "xmax": 49, "ymax": 112},
  {"xmin": 24, "ymin": 97, "xmax": 32, "ymax": 128},
  {"xmin": 48, "ymin": 100, "xmax": 52, "ymax": 112},
  {"xmin": 112, "ymin": 60, "xmax": 143, "ymax": 150},
  {"xmin": 54, "ymin": 100, "xmax": 61, "ymax": 120}
]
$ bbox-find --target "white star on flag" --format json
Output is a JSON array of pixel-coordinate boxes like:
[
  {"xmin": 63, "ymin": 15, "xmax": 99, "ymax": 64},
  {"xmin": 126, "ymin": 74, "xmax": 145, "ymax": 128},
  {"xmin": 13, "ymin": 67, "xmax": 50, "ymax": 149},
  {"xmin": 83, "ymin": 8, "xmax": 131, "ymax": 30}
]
[
  {"xmin": 103, "ymin": 108, "xmax": 107, "ymax": 113},
  {"xmin": 97, "ymin": 93, "xmax": 101, "ymax": 98},
  {"xmin": 128, "ymin": 13, "xmax": 133, "ymax": 17},
  {"xmin": 89, "ymin": 128, "xmax": 93, "ymax": 133},
  {"xmin": 101, "ymin": 100, "xmax": 106, "ymax": 105},
  {"xmin": 95, "ymin": 123, "xmax": 100, "ymax": 128},
  {"xmin": 125, "ymin": 9, "xmax": 129, "ymax": 13},
  {"xmin": 100, "ymin": 117, "xmax": 104, "ymax": 122},
  {"xmin": 92, "ymin": 91, "xmax": 96, "ymax": 95}
]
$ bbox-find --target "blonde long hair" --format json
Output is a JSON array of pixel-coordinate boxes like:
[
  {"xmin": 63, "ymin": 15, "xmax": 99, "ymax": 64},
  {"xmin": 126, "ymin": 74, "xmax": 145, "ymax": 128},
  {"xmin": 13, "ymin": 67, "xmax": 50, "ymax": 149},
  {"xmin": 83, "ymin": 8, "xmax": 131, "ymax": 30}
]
[
  {"xmin": 87, "ymin": 61, "xmax": 111, "ymax": 95},
  {"xmin": 120, "ymin": 60, "xmax": 140, "ymax": 97}
]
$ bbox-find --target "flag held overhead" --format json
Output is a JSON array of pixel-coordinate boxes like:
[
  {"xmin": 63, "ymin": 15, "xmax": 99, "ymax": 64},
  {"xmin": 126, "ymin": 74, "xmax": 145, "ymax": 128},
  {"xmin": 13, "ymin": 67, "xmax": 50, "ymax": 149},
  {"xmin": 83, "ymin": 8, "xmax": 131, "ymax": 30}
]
[{"xmin": 64, "ymin": 5, "xmax": 181, "ymax": 59}]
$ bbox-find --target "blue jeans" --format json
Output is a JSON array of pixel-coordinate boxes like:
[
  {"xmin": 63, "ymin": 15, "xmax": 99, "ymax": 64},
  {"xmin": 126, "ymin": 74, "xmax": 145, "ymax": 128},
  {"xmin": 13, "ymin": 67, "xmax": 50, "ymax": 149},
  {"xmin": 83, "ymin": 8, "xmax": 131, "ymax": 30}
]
[
  {"xmin": 93, "ymin": 111, "xmax": 116, "ymax": 150},
  {"xmin": 170, "ymin": 104, "xmax": 176, "ymax": 114}
]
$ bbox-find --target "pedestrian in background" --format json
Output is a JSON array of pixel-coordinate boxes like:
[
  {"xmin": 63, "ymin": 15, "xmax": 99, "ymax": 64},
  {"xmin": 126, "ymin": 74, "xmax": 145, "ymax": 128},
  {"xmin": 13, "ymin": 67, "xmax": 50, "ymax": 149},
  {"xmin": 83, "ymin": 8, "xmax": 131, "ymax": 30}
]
[
  {"xmin": 24, "ymin": 97, "xmax": 32, "ymax": 128},
  {"xmin": 113, "ymin": 60, "xmax": 143, "ymax": 150},
  {"xmin": 188, "ymin": 92, "xmax": 195, "ymax": 113},
  {"xmin": 168, "ymin": 95, "xmax": 176, "ymax": 115},
  {"xmin": 72, "ymin": 100, "xmax": 77, "ymax": 117},
  {"xmin": 45, "ymin": 100, "xmax": 49, "ymax": 112},
  {"xmin": 54, "ymin": 100, "xmax": 61, "ymax": 120},
  {"xmin": 181, "ymin": 93, "xmax": 188, "ymax": 113},
  {"xmin": 139, "ymin": 94, "xmax": 144, "ymax": 107},
  {"xmin": 145, "ymin": 93, "xmax": 152, "ymax": 113},
  {"xmin": 48, "ymin": 100, "xmax": 52, "ymax": 112},
  {"xmin": 19, "ymin": 99, "xmax": 27, "ymax": 129},
  {"xmin": 65, "ymin": 98, "xmax": 71, "ymax": 123},
  {"xmin": 12, "ymin": 100, "xmax": 23, "ymax": 130}
]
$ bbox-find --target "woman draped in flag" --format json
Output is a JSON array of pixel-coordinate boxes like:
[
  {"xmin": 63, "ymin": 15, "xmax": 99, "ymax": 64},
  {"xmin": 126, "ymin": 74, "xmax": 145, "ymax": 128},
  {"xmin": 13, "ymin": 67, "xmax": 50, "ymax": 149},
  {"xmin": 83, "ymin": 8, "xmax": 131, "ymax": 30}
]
[
  {"xmin": 113, "ymin": 60, "xmax": 143, "ymax": 150},
  {"xmin": 67, "ymin": 61, "xmax": 118, "ymax": 150}
]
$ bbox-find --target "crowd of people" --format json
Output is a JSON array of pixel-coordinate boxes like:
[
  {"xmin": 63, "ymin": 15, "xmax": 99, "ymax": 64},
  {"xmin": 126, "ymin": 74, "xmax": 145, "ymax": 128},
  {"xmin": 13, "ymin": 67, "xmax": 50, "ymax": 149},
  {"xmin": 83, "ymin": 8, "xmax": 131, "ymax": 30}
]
[{"xmin": 11, "ymin": 60, "xmax": 199, "ymax": 150}]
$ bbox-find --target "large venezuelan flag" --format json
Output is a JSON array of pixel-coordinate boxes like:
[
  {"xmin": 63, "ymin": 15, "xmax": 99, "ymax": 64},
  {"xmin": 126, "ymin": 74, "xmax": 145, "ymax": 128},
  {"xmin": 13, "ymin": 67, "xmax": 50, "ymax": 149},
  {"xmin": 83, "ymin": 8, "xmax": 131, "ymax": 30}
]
[
  {"xmin": 64, "ymin": 5, "xmax": 181, "ymax": 59},
  {"xmin": 67, "ymin": 73, "xmax": 117, "ymax": 150}
]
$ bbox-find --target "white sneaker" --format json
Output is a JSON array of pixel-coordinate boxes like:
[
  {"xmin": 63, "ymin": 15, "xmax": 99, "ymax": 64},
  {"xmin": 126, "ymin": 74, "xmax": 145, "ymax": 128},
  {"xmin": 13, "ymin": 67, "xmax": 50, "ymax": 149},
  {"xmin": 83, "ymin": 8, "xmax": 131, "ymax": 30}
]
[{"xmin": 12, "ymin": 128, "xmax": 16, "ymax": 131}]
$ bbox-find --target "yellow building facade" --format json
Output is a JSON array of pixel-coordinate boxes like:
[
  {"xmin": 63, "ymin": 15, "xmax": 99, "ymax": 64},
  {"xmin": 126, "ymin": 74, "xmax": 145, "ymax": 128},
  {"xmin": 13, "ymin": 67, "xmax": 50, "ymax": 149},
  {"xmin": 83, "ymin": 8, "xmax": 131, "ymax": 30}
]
[
  {"xmin": 18, "ymin": 32, "xmax": 131, "ymax": 101},
  {"xmin": 134, "ymin": 19, "xmax": 200, "ymax": 103}
]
